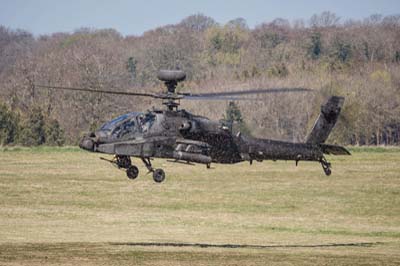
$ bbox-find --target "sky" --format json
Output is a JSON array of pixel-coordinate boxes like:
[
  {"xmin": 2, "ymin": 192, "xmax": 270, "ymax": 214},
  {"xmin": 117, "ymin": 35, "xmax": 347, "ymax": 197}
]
[{"xmin": 0, "ymin": 0, "xmax": 399, "ymax": 36}]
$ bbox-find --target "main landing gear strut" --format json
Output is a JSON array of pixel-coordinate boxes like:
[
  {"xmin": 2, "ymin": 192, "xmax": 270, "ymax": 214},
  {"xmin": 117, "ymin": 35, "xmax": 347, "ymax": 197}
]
[
  {"xmin": 320, "ymin": 156, "xmax": 332, "ymax": 176},
  {"xmin": 101, "ymin": 155, "xmax": 165, "ymax": 183},
  {"xmin": 141, "ymin": 158, "xmax": 166, "ymax": 183}
]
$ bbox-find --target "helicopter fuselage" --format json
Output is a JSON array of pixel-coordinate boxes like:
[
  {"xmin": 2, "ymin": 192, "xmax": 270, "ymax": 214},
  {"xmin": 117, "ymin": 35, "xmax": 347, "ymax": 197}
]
[{"xmin": 80, "ymin": 107, "xmax": 337, "ymax": 167}]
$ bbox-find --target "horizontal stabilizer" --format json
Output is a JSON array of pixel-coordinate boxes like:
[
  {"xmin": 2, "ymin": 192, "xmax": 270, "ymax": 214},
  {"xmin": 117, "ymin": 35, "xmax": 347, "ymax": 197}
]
[{"xmin": 320, "ymin": 144, "xmax": 351, "ymax": 155}]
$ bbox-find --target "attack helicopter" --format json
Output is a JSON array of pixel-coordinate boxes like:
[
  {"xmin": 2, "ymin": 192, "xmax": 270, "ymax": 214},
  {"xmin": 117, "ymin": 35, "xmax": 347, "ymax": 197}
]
[{"xmin": 37, "ymin": 70, "xmax": 350, "ymax": 183}]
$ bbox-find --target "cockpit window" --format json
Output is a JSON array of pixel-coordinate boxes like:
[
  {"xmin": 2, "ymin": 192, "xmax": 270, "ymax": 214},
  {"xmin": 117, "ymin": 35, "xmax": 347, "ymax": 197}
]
[
  {"xmin": 99, "ymin": 111, "xmax": 156, "ymax": 139},
  {"xmin": 138, "ymin": 113, "xmax": 156, "ymax": 132},
  {"xmin": 100, "ymin": 112, "xmax": 139, "ymax": 131},
  {"xmin": 113, "ymin": 118, "xmax": 137, "ymax": 138}
]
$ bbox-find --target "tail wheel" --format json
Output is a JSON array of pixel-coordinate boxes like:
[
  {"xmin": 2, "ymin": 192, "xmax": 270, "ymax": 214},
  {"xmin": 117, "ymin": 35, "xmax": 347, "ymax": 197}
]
[
  {"xmin": 323, "ymin": 167, "xmax": 332, "ymax": 176},
  {"xmin": 126, "ymin": 165, "xmax": 139, "ymax": 180},
  {"xmin": 153, "ymin": 169, "xmax": 165, "ymax": 183}
]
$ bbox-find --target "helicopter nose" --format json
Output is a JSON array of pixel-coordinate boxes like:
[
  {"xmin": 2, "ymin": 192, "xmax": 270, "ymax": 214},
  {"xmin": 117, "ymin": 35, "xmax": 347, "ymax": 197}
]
[{"xmin": 79, "ymin": 134, "xmax": 95, "ymax": 151}]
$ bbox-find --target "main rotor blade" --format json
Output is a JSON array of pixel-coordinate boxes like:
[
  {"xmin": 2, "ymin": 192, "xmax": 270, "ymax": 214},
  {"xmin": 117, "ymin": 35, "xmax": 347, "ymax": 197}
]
[
  {"xmin": 35, "ymin": 85, "xmax": 159, "ymax": 98},
  {"xmin": 180, "ymin": 87, "xmax": 312, "ymax": 98},
  {"xmin": 183, "ymin": 96, "xmax": 265, "ymax": 101}
]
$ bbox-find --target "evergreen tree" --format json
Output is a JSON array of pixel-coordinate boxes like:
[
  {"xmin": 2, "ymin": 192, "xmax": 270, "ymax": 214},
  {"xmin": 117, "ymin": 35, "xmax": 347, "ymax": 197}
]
[
  {"xmin": 332, "ymin": 38, "xmax": 352, "ymax": 62},
  {"xmin": 19, "ymin": 107, "xmax": 46, "ymax": 146},
  {"xmin": 0, "ymin": 102, "xmax": 19, "ymax": 145},
  {"xmin": 127, "ymin": 56, "xmax": 137, "ymax": 80},
  {"xmin": 225, "ymin": 101, "xmax": 243, "ymax": 123},
  {"xmin": 45, "ymin": 119, "xmax": 65, "ymax": 146},
  {"xmin": 308, "ymin": 32, "xmax": 322, "ymax": 59},
  {"xmin": 224, "ymin": 101, "xmax": 250, "ymax": 135}
]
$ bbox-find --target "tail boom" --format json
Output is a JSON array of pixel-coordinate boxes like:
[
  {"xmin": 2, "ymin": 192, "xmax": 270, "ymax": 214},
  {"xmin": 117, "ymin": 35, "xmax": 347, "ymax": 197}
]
[
  {"xmin": 238, "ymin": 137, "xmax": 349, "ymax": 176},
  {"xmin": 236, "ymin": 96, "xmax": 350, "ymax": 176},
  {"xmin": 240, "ymin": 137, "xmax": 323, "ymax": 162}
]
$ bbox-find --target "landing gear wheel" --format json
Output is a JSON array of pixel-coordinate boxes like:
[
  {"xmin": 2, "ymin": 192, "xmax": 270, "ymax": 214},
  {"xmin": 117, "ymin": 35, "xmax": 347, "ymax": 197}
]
[
  {"xmin": 126, "ymin": 165, "xmax": 139, "ymax": 180},
  {"xmin": 153, "ymin": 169, "xmax": 165, "ymax": 183}
]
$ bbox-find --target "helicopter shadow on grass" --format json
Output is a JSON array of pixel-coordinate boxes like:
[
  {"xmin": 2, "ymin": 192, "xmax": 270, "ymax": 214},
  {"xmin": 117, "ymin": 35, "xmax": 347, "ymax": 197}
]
[{"xmin": 109, "ymin": 241, "xmax": 383, "ymax": 250}]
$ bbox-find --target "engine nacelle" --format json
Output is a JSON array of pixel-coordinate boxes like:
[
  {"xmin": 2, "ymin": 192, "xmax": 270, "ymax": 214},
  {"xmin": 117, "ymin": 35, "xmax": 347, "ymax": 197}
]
[{"xmin": 179, "ymin": 121, "xmax": 192, "ymax": 131}]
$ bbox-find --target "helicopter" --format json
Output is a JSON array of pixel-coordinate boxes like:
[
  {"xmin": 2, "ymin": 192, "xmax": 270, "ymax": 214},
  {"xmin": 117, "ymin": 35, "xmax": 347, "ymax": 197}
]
[{"xmin": 37, "ymin": 70, "xmax": 350, "ymax": 183}]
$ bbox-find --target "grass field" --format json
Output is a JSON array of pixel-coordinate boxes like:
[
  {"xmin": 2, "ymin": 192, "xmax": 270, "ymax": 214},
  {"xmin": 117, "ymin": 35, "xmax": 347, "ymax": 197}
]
[{"xmin": 0, "ymin": 147, "xmax": 399, "ymax": 265}]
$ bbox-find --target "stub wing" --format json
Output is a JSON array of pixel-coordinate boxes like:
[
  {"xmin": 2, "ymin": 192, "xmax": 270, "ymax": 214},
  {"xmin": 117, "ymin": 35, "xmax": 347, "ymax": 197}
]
[
  {"xmin": 95, "ymin": 136, "xmax": 212, "ymax": 164},
  {"xmin": 96, "ymin": 136, "xmax": 177, "ymax": 157}
]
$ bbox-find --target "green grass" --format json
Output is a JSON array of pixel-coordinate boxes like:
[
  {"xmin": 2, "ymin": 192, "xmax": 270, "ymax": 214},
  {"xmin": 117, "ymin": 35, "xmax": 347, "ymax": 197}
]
[{"xmin": 0, "ymin": 147, "xmax": 399, "ymax": 265}]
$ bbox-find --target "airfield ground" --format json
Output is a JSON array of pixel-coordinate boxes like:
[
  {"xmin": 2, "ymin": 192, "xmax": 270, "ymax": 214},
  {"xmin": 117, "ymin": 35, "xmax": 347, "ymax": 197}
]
[{"xmin": 0, "ymin": 146, "xmax": 399, "ymax": 265}]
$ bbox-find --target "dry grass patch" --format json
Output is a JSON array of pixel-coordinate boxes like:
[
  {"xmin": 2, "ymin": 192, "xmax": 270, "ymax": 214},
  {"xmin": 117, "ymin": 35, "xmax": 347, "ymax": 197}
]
[{"xmin": 0, "ymin": 147, "xmax": 399, "ymax": 265}]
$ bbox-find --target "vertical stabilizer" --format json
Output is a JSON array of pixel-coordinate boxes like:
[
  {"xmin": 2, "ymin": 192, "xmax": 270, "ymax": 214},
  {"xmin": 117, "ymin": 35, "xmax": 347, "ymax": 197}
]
[{"xmin": 306, "ymin": 96, "xmax": 344, "ymax": 144}]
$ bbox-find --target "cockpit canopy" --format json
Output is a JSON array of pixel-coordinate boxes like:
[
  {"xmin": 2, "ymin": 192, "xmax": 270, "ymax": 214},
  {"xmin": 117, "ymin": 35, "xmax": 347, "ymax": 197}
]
[{"xmin": 98, "ymin": 112, "xmax": 156, "ymax": 140}]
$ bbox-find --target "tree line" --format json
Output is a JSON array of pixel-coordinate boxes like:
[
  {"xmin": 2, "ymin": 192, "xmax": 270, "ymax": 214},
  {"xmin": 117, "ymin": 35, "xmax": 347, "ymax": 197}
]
[
  {"xmin": 0, "ymin": 12, "xmax": 399, "ymax": 146},
  {"xmin": 0, "ymin": 103, "xmax": 64, "ymax": 146}
]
